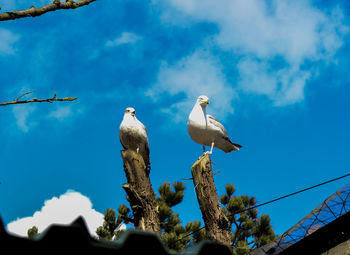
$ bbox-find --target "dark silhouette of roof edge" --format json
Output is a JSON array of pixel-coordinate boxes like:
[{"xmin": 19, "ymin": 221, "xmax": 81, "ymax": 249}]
[{"xmin": 0, "ymin": 216, "xmax": 232, "ymax": 255}]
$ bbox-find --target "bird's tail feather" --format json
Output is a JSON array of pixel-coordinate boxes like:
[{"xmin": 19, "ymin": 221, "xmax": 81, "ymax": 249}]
[
  {"xmin": 229, "ymin": 141, "xmax": 242, "ymax": 152},
  {"xmin": 222, "ymin": 136, "xmax": 242, "ymax": 152}
]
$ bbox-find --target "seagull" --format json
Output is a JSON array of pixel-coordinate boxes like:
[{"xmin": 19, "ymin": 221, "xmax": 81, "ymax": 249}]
[
  {"xmin": 119, "ymin": 107, "xmax": 150, "ymax": 173},
  {"xmin": 187, "ymin": 95, "xmax": 242, "ymax": 154}
]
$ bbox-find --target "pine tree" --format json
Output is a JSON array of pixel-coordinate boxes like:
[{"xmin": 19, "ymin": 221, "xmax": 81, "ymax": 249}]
[
  {"xmin": 220, "ymin": 184, "xmax": 275, "ymax": 255},
  {"xmin": 156, "ymin": 181, "xmax": 205, "ymax": 251},
  {"xmin": 96, "ymin": 182, "xmax": 275, "ymax": 253},
  {"xmin": 96, "ymin": 208, "xmax": 125, "ymax": 240},
  {"xmin": 27, "ymin": 226, "xmax": 38, "ymax": 239},
  {"xmin": 96, "ymin": 181, "xmax": 205, "ymax": 251}
]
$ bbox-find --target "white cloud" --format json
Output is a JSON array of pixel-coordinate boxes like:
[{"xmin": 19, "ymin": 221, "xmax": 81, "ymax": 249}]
[
  {"xmin": 49, "ymin": 104, "xmax": 86, "ymax": 123},
  {"xmin": 89, "ymin": 31, "xmax": 143, "ymax": 59},
  {"xmin": 163, "ymin": 0, "xmax": 346, "ymax": 62},
  {"xmin": 105, "ymin": 32, "xmax": 142, "ymax": 47},
  {"xmin": 7, "ymin": 190, "xmax": 104, "ymax": 237},
  {"xmin": 0, "ymin": 28, "xmax": 20, "ymax": 56},
  {"xmin": 237, "ymin": 57, "xmax": 311, "ymax": 106},
  {"xmin": 48, "ymin": 105, "xmax": 73, "ymax": 121},
  {"xmin": 47, "ymin": 105, "xmax": 84, "ymax": 122},
  {"xmin": 157, "ymin": 0, "xmax": 347, "ymax": 106},
  {"xmin": 10, "ymin": 103, "xmax": 83, "ymax": 133},
  {"xmin": 146, "ymin": 50, "xmax": 237, "ymax": 122},
  {"xmin": 12, "ymin": 104, "xmax": 37, "ymax": 132}
]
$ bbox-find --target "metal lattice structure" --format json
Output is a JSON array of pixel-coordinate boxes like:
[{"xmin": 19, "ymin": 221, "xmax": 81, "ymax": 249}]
[{"xmin": 250, "ymin": 183, "xmax": 350, "ymax": 255}]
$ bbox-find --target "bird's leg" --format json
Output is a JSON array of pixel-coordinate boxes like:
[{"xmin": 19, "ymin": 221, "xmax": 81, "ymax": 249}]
[
  {"xmin": 206, "ymin": 142, "xmax": 214, "ymax": 155},
  {"xmin": 136, "ymin": 147, "xmax": 140, "ymax": 153},
  {"xmin": 208, "ymin": 142, "xmax": 214, "ymax": 155}
]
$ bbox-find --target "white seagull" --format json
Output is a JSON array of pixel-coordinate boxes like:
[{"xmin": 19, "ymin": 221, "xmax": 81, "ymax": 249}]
[
  {"xmin": 119, "ymin": 107, "xmax": 151, "ymax": 173},
  {"xmin": 187, "ymin": 95, "xmax": 242, "ymax": 154}
]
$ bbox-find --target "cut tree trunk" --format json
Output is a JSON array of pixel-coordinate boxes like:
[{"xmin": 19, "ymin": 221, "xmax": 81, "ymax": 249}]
[
  {"xmin": 191, "ymin": 154, "xmax": 232, "ymax": 247},
  {"xmin": 120, "ymin": 149, "xmax": 161, "ymax": 234}
]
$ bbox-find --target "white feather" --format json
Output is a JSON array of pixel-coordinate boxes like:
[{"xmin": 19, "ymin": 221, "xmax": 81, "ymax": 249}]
[
  {"xmin": 187, "ymin": 95, "xmax": 241, "ymax": 153},
  {"xmin": 119, "ymin": 107, "xmax": 150, "ymax": 169}
]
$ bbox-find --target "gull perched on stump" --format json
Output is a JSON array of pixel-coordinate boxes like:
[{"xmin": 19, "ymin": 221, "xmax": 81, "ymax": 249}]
[
  {"xmin": 119, "ymin": 107, "xmax": 151, "ymax": 173},
  {"xmin": 187, "ymin": 95, "xmax": 242, "ymax": 155}
]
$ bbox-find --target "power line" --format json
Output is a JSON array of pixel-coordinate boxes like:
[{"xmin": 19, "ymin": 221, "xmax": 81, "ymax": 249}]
[
  {"xmin": 176, "ymin": 172, "xmax": 350, "ymax": 243},
  {"xmin": 236, "ymin": 172, "xmax": 350, "ymax": 213}
]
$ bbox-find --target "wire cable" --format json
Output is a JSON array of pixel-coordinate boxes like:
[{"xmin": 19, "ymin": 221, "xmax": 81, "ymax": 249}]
[{"xmin": 237, "ymin": 172, "xmax": 350, "ymax": 213}]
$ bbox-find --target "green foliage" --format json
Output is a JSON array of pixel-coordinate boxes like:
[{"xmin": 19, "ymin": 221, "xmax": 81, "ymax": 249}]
[
  {"xmin": 27, "ymin": 226, "xmax": 38, "ymax": 239},
  {"xmin": 220, "ymin": 184, "xmax": 275, "ymax": 255},
  {"xmin": 157, "ymin": 182, "xmax": 184, "ymax": 230},
  {"xmin": 158, "ymin": 181, "xmax": 185, "ymax": 207},
  {"xmin": 117, "ymin": 204, "xmax": 131, "ymax": 224},
  {"xmin": 185, "ymin": 221, "xmax": 206, "ymax": 243},
  {"xmin": 157, "ymin": 182, "xmax": 205, "ymax": 251},
  {"xmin": 96, "ymin": 182, "xmax": 205, "ymax": 251},
  {"xmin": 96, "ymin": 208, "xmax": 126, "ymax": 240},
  {"xmin": 96, "ymin": 182, "xmax": 274, "ymax": 254},
  {"xmin": 226, "ymin": 183, "xmax": 236, "ymax": 197}
]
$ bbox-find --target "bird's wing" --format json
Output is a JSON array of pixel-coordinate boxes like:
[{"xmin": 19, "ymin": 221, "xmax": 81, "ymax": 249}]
[
  {"xmin": 207, "ymin": 114, "xmax": 242, "ymax": 149},
  {"xmin": 119, "ymin": 137, "xmax": 128, "ymax": 150},
  {"xmin": 207, "ymin": 114, "xmax": 229, "ymax": 137},
  {"xmin": 144, "ymin": 140, "xmax": 150, "ymax": 165},
  {"xmin": 137, "ymin": 119, "xmax": 151, "ymax": 170},
  {"xmin": 140, "ymin": 122, "xmax": 150, "ymax": 155},
  {"xmin": 119, "ymin": 123, "xmax": 128, "ymax": 149},
  {"xmin": 137, "ymin": 119, "xmax": 149, "ymax": 142}
]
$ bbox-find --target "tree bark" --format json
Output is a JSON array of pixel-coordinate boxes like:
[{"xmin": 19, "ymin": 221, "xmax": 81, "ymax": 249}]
[
  {"xmin": 0, "ymin": 0, "xmax": 96, "ymax": 21},
  {"xmin": 0, "ymin": 91, "xmax": 77, "ymax": 106},
  {"xmin": 191, "ymin": 154, "xmax": 232, "ymax": 247},
  {"xmin": 120, "ymin": 149, "xmax": 161, "ymax": 234}
]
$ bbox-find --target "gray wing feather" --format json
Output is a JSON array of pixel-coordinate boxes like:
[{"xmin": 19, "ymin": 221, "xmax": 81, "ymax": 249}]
[
  {"xmin": 120, "ymin": 137, "xmax": 127, "ymax": 150},
  {"xmin": 207, "ymin": 114, "xmax": 242, "ymax": 149},
  {"xmin": 139, "ymin": 121, "xmax": 151, "ymax": 172},
  {"xmin": 207, "ymin": 115, "xmax": 229, "ymax": 137}
]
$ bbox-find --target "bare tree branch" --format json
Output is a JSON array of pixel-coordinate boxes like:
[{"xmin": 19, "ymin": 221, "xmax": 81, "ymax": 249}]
[
  {"xmin": 0, "ymin": 0, "xmax": 96, "ymax": 21},
  {"xmin": 15, "ymin": 90, "xmax": 36, "ymax": 101},
  {"xmin": 0, "ymin": 91, "xmax": 77, "ymax": 106}
]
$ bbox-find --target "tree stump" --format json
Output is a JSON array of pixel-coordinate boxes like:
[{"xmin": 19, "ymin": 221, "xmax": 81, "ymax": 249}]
[
  {"xmin": 120, "ymin": 149, "xmax": 161, "ymax": 234},
  {"xmin": 191, "ymin": 154, "xmax": 232, "ymax": 247}
]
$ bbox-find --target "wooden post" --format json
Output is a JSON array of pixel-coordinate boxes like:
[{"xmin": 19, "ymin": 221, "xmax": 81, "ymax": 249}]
[
  {"xmin": 191, "ymin": 154, "xmax": 232, "ymax": 247},
  {"xmin": 120, "ymin": 149, "xmax": 161, "ymax": 234}
]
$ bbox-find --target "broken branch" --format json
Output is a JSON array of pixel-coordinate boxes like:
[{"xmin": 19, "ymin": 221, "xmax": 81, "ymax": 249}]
[
  {"xmin": 0, "ymin": 91, "xmax": 77, "ymax": 106},
  {"xmin": 0, "ymin": 0, "xmax": 96, "ymax": 21}
]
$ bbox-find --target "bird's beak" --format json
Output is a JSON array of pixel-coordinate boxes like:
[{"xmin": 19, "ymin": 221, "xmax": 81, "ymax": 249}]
[
  {"xmin": 205, "ymin": 100, "xmax": 209, "ymax": 104},
  {"xmin": 131, "ymin": 112, "xmax": 135, "ymax": 117}
]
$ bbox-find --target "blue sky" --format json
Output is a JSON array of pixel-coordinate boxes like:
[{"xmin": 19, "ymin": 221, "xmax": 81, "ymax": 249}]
[{"xmin": 1, "ymin": 0, "xmax": 350, "ymax": 238}]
